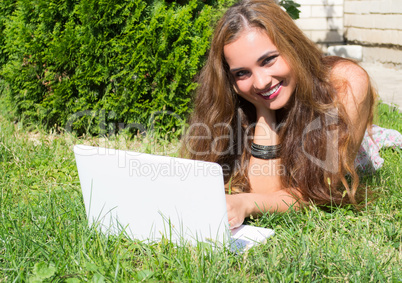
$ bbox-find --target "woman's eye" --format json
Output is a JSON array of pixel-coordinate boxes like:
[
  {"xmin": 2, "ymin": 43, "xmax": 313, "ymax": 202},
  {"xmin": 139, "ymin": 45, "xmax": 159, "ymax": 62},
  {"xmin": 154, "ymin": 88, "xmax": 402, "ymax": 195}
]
[
  {"xmin": 235, "ymin": 70, "xmax": 249, "ymax": 78},
  {"xmin": 262, "ymin": 55, "xmax": 279, "ymax": 66}
]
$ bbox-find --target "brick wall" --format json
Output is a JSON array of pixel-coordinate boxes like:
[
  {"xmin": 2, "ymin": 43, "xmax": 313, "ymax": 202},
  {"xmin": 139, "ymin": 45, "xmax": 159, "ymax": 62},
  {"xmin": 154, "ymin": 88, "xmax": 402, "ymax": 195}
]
[
  {"xmin": 294, "ymin": 0, "xmax": 345, "ymax": 48},
  {"xmin": 343, "ymin": 0, "xmax": 402, "ymax": 68}
]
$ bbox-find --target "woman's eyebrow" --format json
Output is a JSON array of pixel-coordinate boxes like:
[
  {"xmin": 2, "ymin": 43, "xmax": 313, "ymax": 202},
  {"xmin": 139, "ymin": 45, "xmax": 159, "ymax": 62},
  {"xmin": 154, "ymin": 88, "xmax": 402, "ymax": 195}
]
[
  {"xmin": 229, "ymin": 50, "xmax": 279, "ymax": 73},
  {"xmin": 230, "ymin": 67, "xmax": 244, "ymax": 73},
  {"xmin": 257, "ymin": 50, "xmax": 278, "ymax": 62}
]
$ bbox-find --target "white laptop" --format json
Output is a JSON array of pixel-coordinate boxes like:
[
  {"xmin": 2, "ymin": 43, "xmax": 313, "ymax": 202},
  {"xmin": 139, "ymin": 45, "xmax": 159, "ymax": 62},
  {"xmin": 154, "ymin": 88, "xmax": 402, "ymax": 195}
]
[{"xmin": 74, "ymin": 144, "xmax": 274, "ymax": 252}]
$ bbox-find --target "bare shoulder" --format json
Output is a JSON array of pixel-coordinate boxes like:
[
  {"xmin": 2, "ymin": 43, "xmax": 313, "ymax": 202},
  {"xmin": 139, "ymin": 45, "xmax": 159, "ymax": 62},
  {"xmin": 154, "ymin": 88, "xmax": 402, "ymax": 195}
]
[
  {"xmin": 329, "ymin": 60, "xmax": 370, "ymax": 103},
  {"xmin": 329, "ymin": 59, "xmax": 374, "ymax": 147}
]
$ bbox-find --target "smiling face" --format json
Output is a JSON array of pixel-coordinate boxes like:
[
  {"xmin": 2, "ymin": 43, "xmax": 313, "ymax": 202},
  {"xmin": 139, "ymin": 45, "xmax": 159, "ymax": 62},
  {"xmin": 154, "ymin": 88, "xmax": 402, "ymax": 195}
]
[{"xmin": 224, "ymin": 28, "xmax": 297, "ymax": 111}]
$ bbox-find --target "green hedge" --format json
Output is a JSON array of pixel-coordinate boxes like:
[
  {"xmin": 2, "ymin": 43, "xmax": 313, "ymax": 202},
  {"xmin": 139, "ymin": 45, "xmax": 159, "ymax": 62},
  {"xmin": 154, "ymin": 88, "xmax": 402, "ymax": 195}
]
[
  {"xmin": 0, "ymin": 0, "xmax": 299, "ymax": 138},
  {"xmin": 0, "ymin": 0, "xmax": 229, "ymax": 137}
]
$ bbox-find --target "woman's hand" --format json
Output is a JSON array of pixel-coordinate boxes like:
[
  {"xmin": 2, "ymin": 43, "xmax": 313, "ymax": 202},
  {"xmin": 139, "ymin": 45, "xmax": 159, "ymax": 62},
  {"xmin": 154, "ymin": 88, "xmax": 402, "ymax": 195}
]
[
  {"xmin": 226, "ymin": 194, "xmax": 248, "ymax": 229},
  {"xmin": 226, "ymin": 191, "xmax": 299, "ymax": 229}
]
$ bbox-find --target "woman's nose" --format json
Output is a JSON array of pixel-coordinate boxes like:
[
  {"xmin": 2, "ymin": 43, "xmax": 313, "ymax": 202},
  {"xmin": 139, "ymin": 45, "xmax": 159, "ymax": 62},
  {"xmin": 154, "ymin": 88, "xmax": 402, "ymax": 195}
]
[{"xmin": 253, "ymin": 71, "xmax": 271, "ymax": 91}]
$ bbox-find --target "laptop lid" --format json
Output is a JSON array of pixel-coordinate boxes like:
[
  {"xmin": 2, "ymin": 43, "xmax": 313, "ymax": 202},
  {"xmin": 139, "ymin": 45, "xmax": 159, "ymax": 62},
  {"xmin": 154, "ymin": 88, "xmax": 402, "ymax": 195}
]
[{"xmin": 74, "ymin": 144, "xmax": 230, "ymax": 246}]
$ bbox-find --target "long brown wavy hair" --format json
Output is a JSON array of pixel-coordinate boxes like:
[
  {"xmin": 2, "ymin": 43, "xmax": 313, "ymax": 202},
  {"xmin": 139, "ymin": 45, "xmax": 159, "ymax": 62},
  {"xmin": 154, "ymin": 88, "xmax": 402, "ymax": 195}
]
[{"xmin": 181, "ymin": 0, "xmax": 376, "ymax": 207}]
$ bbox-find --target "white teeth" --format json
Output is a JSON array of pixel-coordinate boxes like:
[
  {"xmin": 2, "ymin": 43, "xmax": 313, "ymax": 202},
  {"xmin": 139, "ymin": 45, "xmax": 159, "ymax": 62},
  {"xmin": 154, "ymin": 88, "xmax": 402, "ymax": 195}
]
[{"xmin": 261, "ymin": 83, "xmax": 281, "ymax": 97}]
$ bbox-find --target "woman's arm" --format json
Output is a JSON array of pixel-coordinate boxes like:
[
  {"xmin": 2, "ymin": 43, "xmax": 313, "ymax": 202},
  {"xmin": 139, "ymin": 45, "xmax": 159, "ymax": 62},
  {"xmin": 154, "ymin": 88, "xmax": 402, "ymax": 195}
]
[
  {"xmin": 226, "ymin": 190, "xmax": 299, "ymax": 228},
  {"xmin": 226, "ymin": 106, "xmax": 299, "ymax": 229},
  {"xmin": 331, "ymin": 61, "xmax": 373, "ymax": 161},
  {"xmin": 248, "ymin": 106, "xmax": 282, "ymax": 192}
]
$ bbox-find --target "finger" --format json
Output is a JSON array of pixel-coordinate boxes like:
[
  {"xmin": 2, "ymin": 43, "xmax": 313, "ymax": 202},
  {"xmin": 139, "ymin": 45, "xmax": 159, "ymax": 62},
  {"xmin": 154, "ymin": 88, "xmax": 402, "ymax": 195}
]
[{"xmin": 228, "ymin": 218, "xmax": 241, "ymax": 230}]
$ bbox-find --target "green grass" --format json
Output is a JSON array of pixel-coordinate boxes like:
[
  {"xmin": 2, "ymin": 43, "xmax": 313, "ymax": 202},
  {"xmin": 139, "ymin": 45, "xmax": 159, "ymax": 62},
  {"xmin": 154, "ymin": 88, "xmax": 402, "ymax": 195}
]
[{"xmin": 0, "ymin": 103, "xmax": 401, "ymax": 282}]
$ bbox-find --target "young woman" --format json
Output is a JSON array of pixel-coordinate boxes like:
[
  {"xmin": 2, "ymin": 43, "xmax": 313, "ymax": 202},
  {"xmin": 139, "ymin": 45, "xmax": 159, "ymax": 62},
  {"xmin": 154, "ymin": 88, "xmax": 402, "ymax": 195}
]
[{"xmin": 181, "ymin": 0, "xmax": 376, "ymax": 228}]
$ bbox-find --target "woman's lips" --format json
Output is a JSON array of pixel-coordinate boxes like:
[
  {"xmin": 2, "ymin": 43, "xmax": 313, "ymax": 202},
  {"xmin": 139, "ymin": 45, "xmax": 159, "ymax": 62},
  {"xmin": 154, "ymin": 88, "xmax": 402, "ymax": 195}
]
[{"xmin": 257, "ymin": 81, "xmax": 283, "ymax": 100}]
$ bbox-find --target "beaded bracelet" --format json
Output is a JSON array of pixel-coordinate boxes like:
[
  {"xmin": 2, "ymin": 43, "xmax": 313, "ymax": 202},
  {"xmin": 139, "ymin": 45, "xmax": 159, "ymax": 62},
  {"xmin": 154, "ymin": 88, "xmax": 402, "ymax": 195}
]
[{"xmin": 251, "ymin": 142, "xmax": 281, "ymax": 160}]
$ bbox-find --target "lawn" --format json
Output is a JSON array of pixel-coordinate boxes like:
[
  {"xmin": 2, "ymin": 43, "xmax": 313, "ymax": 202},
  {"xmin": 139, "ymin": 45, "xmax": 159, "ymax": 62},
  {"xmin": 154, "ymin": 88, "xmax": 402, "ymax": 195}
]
[{"xmin": 0, "ymin": 102, "xmax": 401, "ymax": 282}]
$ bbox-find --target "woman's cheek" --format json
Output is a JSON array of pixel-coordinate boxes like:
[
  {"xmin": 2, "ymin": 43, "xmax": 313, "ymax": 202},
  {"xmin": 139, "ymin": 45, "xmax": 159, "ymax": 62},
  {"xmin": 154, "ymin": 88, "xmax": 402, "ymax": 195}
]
[{"xmin": 237, "ymin": 81, "xmax": 251, "ymax": 95}]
